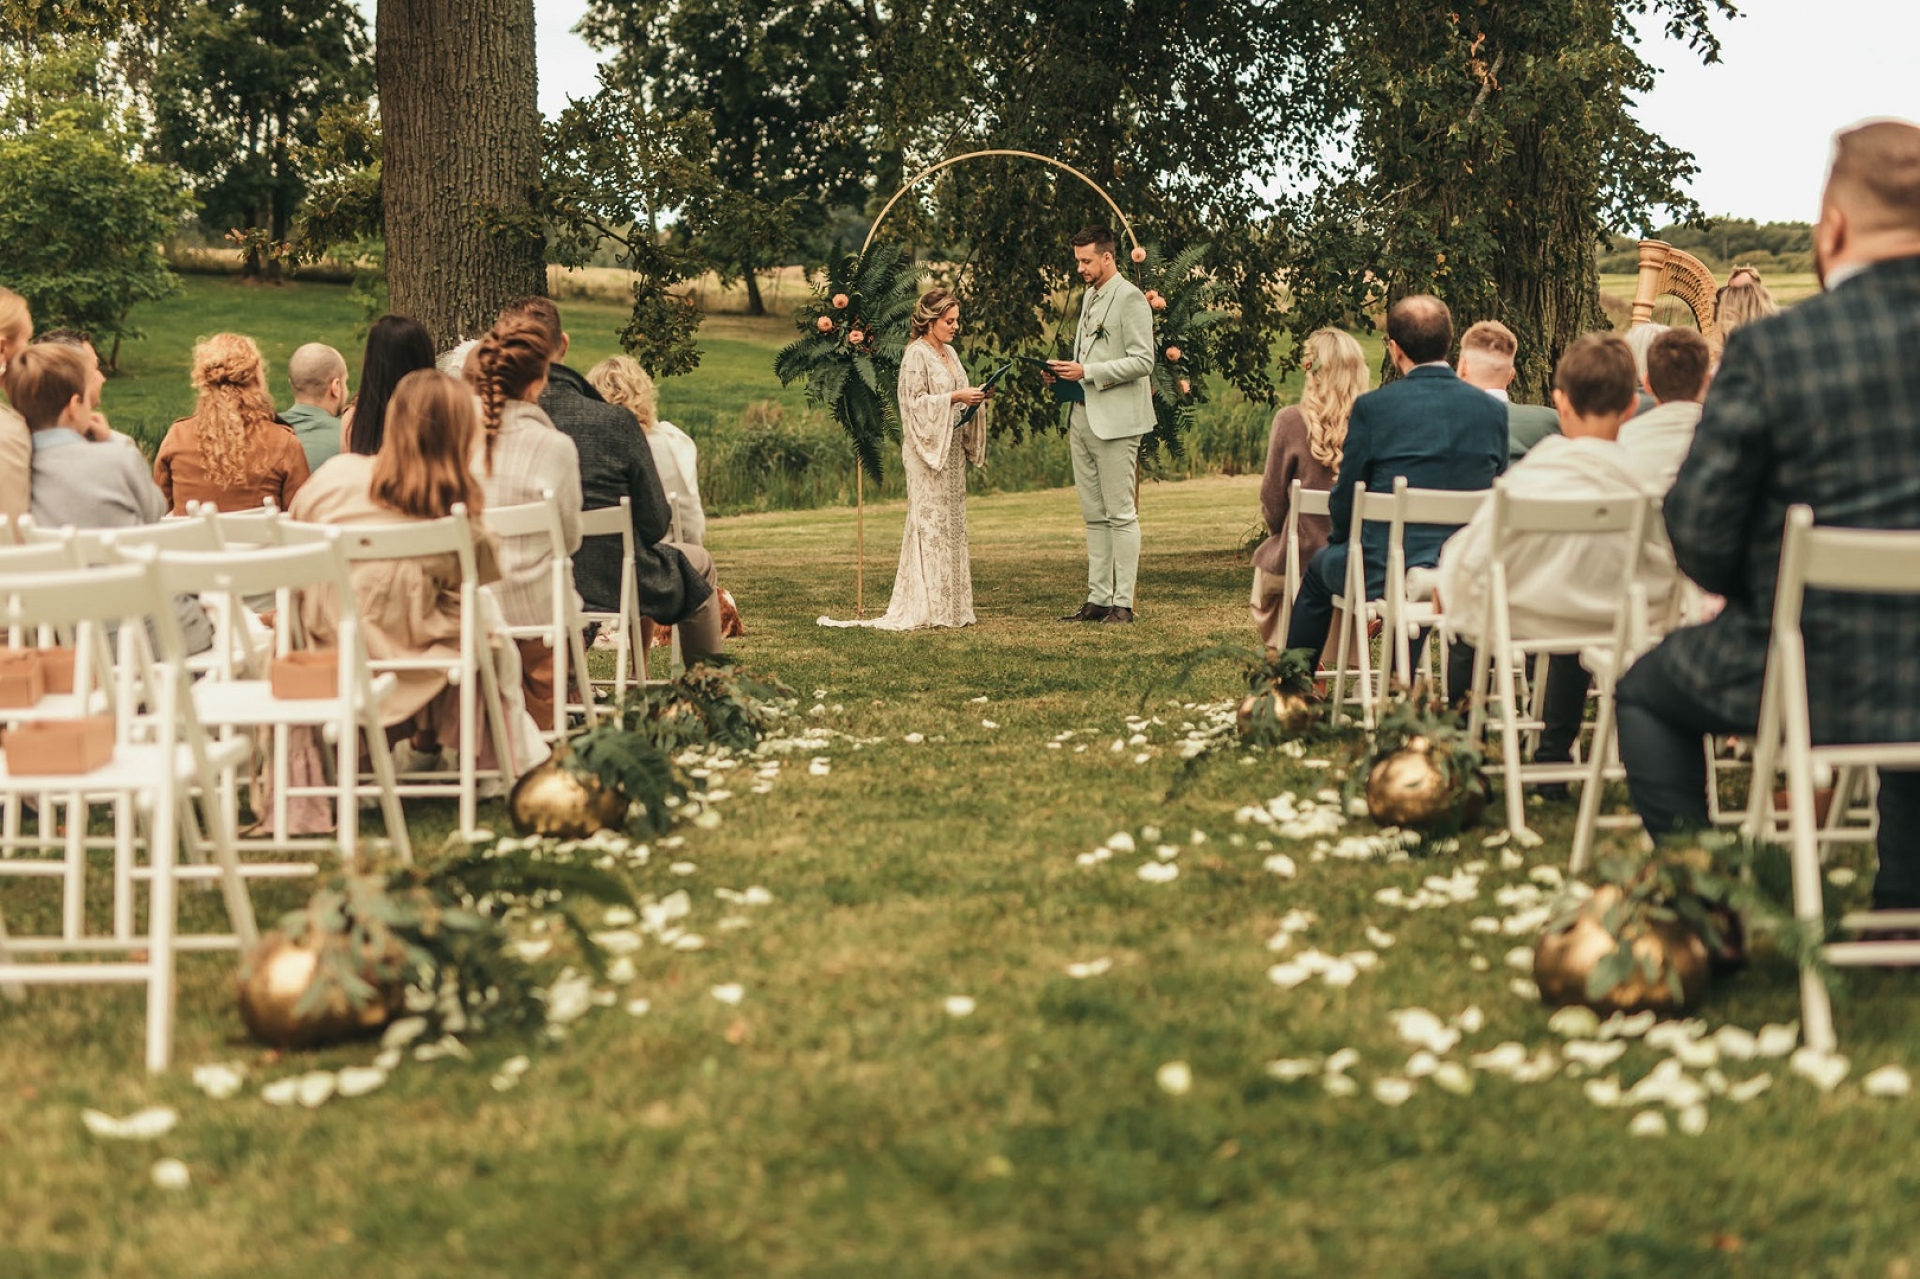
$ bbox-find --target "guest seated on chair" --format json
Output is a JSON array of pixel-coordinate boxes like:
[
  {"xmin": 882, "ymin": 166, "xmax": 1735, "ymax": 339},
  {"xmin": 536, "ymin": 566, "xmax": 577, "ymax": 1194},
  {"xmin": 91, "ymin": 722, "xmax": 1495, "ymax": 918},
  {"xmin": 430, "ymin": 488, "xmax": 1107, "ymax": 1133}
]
[
  {"xmin": 1250, "ymin": 328, "xmax": 1365, "ymax": 650},
  {"xmin": 1616, "ymin": 118, "xmax": 1920, "ymax": 911},
  {"xmin": 1617, "ymin": 327, "xmax": 1710, "ymax": 492},
  {"xmin": 500, "ymin": 296, "xmax": 725, "ymax": 663},
  {"xmin": 283, "ymin": 342, "xmax": 349, "ymax": 472},
  {"xmin": 343, "ymin": 315, "xmax": 435, "ymax": 457},
  {"xmin": 465, "ymin": 314, "xmax": 582, "ymax": 731},
  {"xmin": 1283, "ymin": 294, "xmax": 1508, "ymax": 660},
  {"xmin": 292, "ymin": 369, "xmax": 526, "ymax": 770},
  {"xmin": 0, "ymin": 287, "xmax": 33, "ymax": 520},
  {"xmin": 7, "ymin": 343, "xmax": 214, "ymax": 653},
  {"xmin": 155, "ymin": 333, "xmax": 310, "ymax": 514},
  {"xmin": 1436, "ymin": 333, "xmax": 1677, "ymax": 780},
  {"xmin": 1455, "ymin": 320, "xmax": 1560, "ymax": 462}
]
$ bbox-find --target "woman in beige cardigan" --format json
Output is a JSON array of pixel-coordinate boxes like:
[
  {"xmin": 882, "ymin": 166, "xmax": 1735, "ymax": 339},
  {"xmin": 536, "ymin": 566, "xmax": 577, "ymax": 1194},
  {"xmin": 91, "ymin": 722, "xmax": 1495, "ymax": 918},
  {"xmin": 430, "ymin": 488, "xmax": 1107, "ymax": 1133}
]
[{"xmin": 290, "ymin": 368, "xmax": 511, "ymax": 761}]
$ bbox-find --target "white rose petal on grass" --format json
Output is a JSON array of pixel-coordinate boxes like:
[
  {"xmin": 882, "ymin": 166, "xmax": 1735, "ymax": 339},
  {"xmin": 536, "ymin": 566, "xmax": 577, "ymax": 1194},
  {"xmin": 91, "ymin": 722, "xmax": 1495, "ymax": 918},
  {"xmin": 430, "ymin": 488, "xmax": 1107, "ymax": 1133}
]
[
  {"xmin": 1372, "ymin": 1077, "xmax": 1415, "ymax": 1106},
  {"xmin": 1137, "ymin": 861, "xmax": 1179, "ymax": 884},
  {"xmin": 981, "ymin": 720, "xmax": 999, "ymax": 730},
  {"xmin": 1673, "ymin": 1038, "xmax": 1720, "ymax": 1071},
  {"xmin": 81, "ymin": 1106, "xmax": 179, "ymax": 1140},
  {"xmin": 150, "ymin": 1158, "xmax": 191, "ymax": 1191},
  {"xmin": 1433, "ymin": 1062, "xmax": 1476, "ymax": 1096},
  {"xmin": 1508, "ymin": 978, "xmax": 1540, "ymax": 1002},
  {"xmin": 1468, "ymin": 956, "xmax": 1491, "ymax": 972},
  {"xmin": 1548, "ymin": 1006, "xmax": 1602, "ymax": 1039},
  {"xmin": 1713, "ymin": 1025, "xmax": 1758, "ymax": 1061},
  {"xmin": 1155, "ymin": 1061, "xmax": 1193, "ymax": 1096},
  {"xmin": 260, "ymin": 1077, "xmax": 300, "ymax": 1107},
  {"xmin": 295, "ymin": 1070, "xmax": 337, "ymax": 1109},
  {"xmin": 1828, "ymin": 867, "xmax": 1859, "ymax": 887},
  {"xmin": 1453, "ymin": 1005, "xmax": 1486, "ymax": 1034},
  {"xmin": 626, "ymin": 998, "xmax": 653, "ymax": 1016},
  {"xmin": 1469, "ymin": 1042, "xmax": 1529, "ymax": 1075},
  {"xmin": 1583, "ymin": 1076, "xmax": 1624, "ymax": 1108},
  {"xmin": 1790, "ymin": 1047, "xmax": 1851, "ymax": 1093},
  {"xmin": 1365, "ymin": 926, "xmax": 1396, "ymax": 949},
  {"xmin": 808, "ymin": 759, "xmax": 831, "ymax": 777},
  {"xmin": 1503, "ymin": 946, "xmax": 1536, "ymax": 972},
  {"xmin": 672, "ymin": 934, "xmax": 708, "ymax": 951},
  {"xmin": 1864, "ymin": 1065, "xmax": 1913, "ymax": 1098},
  {"xmin": 1154, "ymin": 844, "xmax": 1181, "ymax": 861},
  {"xmin": 1321, "ymin": 959, "xmax": 1360, "ymax": 988},
  {"xmin": 335, "ymin": 1067, "xmax": 387, "ymax": 1099},
  {"xmin": 191, "ymin": 1062, "xmax": 247, "ymax": 1101},
  {"xmin": 1324, "ymin": 1047, "xmax": 1361, "ymax": 1075},
  {"xmin": 711, "ymin": 984, "xmax": 745, "ymax": 1006},
  {"xmin": 1106, "ymin": 832, "xmax": 1137, "ymax": 854},
  {"xmin": 1563, "ymin": 1040, "xmax": 1629, "ymax": 1070},
  {"xmin": 1064, "ymin": 958, "xmax": 1113, "ymax": 979},
  {"xmin": 944, "ymin": 995, "xmax": 977, "ymax": 1018},
  {"xmin": 1267, "ymin": 962, "xmax": 1311, "ymax": 990},
  {"xmin": 1322, "ymin": 1073, "xmax": 1359, "ymax": 1098},
  {"xmin": 1265, "ymin": 1057, "xmax": 1322, "ymax": 1081},
  {"xmin": 1726, "ymin": 1074, "xmax": 1774, "ymax": 1103},
  {"xmin": 1756, "ymin": 1023, "xmax": 1800, "ymax": 1058},
  {"xmin": 1405, "ymin": 1051, "xmax": 1440, "ymax": 1079},
  {"xmin": 1629, "ymin": 1110, "xmax": 1670, "ymax": 1138},
  {"xmin": 903, "ymin": 733, "xmax": 926, "ymax": 745},
  {"xmin": 1596, "ymin": 1010, "xmax": 1659, "ymax": 1041},
  {"xmin": 1263, "ymin": 854, "xmax": 1297, "ymax": 878}
]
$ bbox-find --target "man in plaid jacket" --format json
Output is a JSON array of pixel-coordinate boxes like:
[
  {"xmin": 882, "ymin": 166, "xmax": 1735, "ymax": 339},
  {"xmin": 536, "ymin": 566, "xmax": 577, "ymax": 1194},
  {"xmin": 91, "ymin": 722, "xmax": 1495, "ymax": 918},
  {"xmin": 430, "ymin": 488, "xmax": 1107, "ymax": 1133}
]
[{"xmin": 1616, "ymin": 119, "xmax": 1920, "ymax": 909}]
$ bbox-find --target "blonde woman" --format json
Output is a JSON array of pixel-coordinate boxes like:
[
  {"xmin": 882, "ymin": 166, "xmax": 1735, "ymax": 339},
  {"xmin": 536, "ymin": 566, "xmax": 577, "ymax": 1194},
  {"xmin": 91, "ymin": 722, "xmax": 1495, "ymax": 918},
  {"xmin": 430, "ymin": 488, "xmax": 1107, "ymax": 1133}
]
[
  {"xmin": 155, "ymin": 333, "xmax": 310, "ymax": 513},
  {"xmin": 1250, "ymin": 328, "xmax": 1368, "ymax": 649},
  {"xmin": 0, "ymin": 287, "xmax": 33, "ymax": 518},
  {"xmin": 1712, "ymin": 268, "xmax": 1778, "ymax": 360},
  {"xmin": 820, "ymin": 287, "xmax": 987, "ymax": 630},
  {"xmin": 588, "ymin": 355, "xmax": 704, "ymax": 545}
]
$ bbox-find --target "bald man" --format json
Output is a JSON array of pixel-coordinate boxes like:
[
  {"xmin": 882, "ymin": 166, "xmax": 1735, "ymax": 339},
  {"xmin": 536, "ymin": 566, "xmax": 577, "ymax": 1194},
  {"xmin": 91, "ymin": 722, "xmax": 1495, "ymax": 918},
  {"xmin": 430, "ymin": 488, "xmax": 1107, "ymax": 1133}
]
[
  {"xmin": 283, "ymin": 342, "xmax": 348, "ymax": 471},
  {"xmin": 1616, "ymin": 118, "xmax": 1920, "ymax": 913}
]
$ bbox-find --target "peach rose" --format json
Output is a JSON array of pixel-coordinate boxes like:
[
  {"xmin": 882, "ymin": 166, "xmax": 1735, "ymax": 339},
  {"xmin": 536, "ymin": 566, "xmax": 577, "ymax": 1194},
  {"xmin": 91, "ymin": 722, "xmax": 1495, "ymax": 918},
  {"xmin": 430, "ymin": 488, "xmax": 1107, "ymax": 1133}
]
[
  {"xmin": 1178, "ymin": 378, "xmax": 1192, "ymax": 395},
  {"xmin": 1130, "ymin": 246, "xmax": 1147, "ymax": 263},
  {"xmin": 816, "ymin": 316, "xmax": 834, "ymax": 333},
  {"xmin": 1165, "ymin": 345, "xmax": 1182, "ymax": 362},
  {"xmin": 832, "ymin": 293, "xmax": 850, "ymax": 309},
  {"xmin": 849, "ymin": 330, "xmax": 866, "ymax": 345}
]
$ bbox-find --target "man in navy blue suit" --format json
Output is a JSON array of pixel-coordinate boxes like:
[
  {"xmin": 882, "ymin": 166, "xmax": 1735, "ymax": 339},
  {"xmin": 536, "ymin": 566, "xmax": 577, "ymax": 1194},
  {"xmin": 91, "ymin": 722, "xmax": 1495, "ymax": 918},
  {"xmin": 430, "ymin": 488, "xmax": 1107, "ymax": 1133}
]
[{"xmin": 1284, "ymin": 295, "xmax": 1509, "ymax": 655}]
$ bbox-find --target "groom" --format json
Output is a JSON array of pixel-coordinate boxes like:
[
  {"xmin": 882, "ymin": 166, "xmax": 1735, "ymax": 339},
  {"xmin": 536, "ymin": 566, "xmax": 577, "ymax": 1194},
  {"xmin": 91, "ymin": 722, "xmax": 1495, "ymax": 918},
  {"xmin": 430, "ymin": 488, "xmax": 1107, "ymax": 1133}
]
[{"xmin": 1049, "ymin": 225, "xmax": 1156, "ymax": 624}]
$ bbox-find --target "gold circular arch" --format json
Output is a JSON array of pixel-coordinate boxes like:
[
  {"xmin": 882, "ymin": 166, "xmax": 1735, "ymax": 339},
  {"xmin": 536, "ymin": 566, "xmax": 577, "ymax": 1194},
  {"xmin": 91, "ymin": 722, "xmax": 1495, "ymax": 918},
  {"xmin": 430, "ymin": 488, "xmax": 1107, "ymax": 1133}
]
[{"xmin": 862, "ymin": 149, "xmax": 1141, "ymax": 258}]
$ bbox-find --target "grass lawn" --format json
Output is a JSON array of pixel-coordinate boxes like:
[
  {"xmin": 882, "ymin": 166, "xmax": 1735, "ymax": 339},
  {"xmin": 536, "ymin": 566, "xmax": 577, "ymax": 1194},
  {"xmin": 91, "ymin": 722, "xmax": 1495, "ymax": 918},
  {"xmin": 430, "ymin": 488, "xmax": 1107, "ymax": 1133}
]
[{"xmin": 3, "ymin": 475, "xmax": 1916, "ymax": 1278}]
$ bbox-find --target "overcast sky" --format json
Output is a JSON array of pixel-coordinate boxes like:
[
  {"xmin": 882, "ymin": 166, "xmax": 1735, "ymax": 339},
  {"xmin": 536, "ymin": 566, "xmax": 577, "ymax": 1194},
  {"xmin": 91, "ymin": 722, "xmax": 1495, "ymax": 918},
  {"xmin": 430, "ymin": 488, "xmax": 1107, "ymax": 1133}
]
[{"xmin": 368, "ymin": 0, "xmax": 1918, "ymax": 226}]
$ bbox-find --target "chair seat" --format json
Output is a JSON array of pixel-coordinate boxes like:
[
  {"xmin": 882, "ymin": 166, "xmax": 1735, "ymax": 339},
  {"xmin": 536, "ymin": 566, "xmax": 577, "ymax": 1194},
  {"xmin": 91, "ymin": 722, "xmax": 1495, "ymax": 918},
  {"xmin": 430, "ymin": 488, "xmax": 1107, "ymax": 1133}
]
[
  {"xmin": 192, "ymin": 673, "xmax": 398, "ymax": 726},
  {"xmin": 0, "ymin": 689, "xmax": 113, "ymax": 722},
  {"xmin": 0, "ymin": 736, "xmax": 249, "ymax": 793}
]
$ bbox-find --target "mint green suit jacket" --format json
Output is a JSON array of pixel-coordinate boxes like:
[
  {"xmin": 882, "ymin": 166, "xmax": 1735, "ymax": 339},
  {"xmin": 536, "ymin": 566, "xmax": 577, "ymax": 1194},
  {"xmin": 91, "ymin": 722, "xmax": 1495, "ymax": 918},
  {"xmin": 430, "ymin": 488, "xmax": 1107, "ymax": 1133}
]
[{"xmin": 1075, "ymin": 274, "xmax": 1156, "ymax": 440}]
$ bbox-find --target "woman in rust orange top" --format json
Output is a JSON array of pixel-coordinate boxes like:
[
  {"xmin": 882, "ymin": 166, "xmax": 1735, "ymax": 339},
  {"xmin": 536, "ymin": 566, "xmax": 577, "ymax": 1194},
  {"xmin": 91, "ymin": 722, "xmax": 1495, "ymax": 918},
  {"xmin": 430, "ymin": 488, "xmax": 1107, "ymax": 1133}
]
[{"xmin": 155, "ymin": 333, "xmax": 310, "ymax": 514}]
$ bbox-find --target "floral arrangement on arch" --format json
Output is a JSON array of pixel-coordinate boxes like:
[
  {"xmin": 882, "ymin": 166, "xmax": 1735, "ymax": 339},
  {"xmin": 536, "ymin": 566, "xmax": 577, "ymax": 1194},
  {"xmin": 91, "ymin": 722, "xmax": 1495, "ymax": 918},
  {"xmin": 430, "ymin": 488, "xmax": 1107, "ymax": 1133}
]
[
  {"xmin": 774, "ymin": 242, "xmax": 920, "ymax": 484},
  {"xmin": 1134, "ymin": 242, "xmax": 1225, "ymax": 462}
]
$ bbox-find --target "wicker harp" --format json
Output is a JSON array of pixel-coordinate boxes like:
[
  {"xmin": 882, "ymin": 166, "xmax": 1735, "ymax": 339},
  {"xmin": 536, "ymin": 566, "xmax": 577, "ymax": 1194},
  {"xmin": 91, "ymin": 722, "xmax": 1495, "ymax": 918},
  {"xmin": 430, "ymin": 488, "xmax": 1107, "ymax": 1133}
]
[{"xmin": 1630, "ymin": 240, "xmax": 1718, "ymax": 344}]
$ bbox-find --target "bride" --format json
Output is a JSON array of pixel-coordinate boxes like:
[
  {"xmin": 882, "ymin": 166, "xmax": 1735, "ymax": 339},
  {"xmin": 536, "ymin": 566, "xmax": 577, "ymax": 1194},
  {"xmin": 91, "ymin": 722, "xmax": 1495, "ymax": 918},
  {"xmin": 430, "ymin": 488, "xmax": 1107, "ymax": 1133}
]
[{"xmin": 820, "ymin": 288, "xmax": 987, "ymax": 630}]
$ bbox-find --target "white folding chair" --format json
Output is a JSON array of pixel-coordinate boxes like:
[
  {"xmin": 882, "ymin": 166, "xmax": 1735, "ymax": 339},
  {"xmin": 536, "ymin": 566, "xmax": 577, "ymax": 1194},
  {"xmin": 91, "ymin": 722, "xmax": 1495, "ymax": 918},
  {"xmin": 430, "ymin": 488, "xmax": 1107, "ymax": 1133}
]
[
  {"xmin": 485, "ymin": 493, "xmax": 597, "ymax": 740},
  {"xmin": 1742, "ymin": 506, "xmax": 1920, "ymax": 1052},
  {"xmin": 287, "ymin": 506, "xmax": 517, "ymax": 836},
  {"xmin": 1274, "ymin": 481, "xmax": 1332, "ymax": 648},
  {"xmin": 1384, "ymin": 481, "xmax": 1489, "ymax": 693},
  {"xmin": 578, "ymin": 498, "xmax": 650, "ymax": 699},
  {"xmin": 1460, "ymin": 483, "xmax": 1656, "ymax": 840},
  {"xmin": 0, "ymin": 557, "xmax": 257, "ymax": 1071},
  {"xmin": 1327, "ymin": 483, "xmax": 1395, "ymax": 729},
  {"xmin": 152, "ymin": 538, "xmax": 413, "ymax": 868}
]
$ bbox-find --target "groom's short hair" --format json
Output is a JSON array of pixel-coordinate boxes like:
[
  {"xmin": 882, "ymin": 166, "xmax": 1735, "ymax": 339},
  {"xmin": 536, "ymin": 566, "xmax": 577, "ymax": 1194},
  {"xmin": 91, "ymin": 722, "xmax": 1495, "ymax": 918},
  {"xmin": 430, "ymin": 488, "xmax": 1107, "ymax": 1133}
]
[{"xmin": 1071, "ymin": 225, "xmax": 1115, "ymax": 255}]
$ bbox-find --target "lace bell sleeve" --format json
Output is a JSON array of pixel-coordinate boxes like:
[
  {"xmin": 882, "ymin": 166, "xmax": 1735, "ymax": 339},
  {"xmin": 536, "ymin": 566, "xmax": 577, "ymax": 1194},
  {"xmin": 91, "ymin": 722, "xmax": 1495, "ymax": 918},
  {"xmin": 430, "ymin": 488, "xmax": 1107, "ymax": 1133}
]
[{"xmin": 897, "ymin": 341, "xmax": 958, "ymax": 473}]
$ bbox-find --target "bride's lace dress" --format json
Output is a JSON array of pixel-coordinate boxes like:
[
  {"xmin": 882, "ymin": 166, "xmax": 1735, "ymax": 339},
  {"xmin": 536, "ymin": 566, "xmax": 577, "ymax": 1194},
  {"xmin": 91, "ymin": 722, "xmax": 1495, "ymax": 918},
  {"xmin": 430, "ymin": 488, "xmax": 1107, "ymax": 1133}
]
[{"xmin": 819, "ymin": 339, "xmax": 984, "ymax": 630}]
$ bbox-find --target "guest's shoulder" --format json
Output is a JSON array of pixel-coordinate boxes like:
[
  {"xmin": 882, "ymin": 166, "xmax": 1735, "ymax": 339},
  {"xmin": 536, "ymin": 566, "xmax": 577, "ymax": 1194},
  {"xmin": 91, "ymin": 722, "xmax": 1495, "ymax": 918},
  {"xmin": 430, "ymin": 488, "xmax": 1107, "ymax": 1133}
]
[{"xmin": 1269, "ymin": 403, "xmax": 1308, "ymax": 436}]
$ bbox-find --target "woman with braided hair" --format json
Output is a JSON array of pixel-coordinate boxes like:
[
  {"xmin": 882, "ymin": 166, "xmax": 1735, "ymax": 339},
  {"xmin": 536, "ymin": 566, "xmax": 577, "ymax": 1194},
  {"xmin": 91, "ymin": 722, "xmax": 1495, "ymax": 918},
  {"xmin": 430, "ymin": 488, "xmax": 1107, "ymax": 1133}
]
[
  {"xmin": 155, "ymin": 332, "xmax": 310, "ymax": 514},
  {"xmin": 463, "ymin": 313, "xmax": 582, "ymax": 733}
]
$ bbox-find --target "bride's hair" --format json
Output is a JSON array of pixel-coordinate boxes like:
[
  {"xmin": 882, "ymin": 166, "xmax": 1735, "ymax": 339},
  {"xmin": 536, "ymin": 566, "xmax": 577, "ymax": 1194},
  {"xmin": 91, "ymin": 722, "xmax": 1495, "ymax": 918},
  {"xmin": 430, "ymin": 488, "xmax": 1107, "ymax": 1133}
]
[{"xmin": 910, "ymin": 289, "xmax": 959, "ymax": 339}]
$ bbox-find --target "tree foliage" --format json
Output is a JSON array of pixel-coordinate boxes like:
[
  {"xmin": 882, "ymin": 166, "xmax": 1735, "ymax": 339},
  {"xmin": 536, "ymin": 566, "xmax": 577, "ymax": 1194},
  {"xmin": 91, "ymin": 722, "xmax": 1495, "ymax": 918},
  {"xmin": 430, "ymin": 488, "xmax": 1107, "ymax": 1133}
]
[
  {"xmin": 0, "ymin": 42, "xmax": 183, "ymax": 362},
  {"xmin": 578, "ymin": 0, "xmax": 872, "ymax": 314},
  {"xmin": 151, "ymin": 0, "xmax": 372, "ymax": 275},
  {"xmin": 1279, "ymin": 0, "xmax": 1736, "ymax": 400}
]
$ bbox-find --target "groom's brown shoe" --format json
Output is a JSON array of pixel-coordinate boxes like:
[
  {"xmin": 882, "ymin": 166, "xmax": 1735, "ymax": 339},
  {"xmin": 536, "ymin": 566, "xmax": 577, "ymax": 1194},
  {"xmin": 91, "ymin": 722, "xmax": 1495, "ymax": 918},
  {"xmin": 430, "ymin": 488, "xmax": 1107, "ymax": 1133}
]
[
  {"xmin": 1061, "ymin": 602, "xmax": 1112, "ymax": 622},
  {"xmin": 1101, "ymin": 606, "xmax": 1135, "ymax": 624}
]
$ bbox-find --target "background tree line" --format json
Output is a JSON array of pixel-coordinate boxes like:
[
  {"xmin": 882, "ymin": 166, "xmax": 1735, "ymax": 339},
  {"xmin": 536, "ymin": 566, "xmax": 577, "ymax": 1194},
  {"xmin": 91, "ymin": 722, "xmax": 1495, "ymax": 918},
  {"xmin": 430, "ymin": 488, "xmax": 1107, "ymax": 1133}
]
[{"xmin": 2, "ymin": 0, "xmax": 1741, "ymax": 407}]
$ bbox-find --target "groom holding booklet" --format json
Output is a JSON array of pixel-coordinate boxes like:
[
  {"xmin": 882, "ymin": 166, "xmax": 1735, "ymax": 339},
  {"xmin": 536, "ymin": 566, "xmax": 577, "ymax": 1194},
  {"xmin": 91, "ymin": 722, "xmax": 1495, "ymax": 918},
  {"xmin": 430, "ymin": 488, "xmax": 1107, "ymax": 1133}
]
[{"xmin": 1047, "ymin": 225, "xmax": 1156, "ymax": 624}]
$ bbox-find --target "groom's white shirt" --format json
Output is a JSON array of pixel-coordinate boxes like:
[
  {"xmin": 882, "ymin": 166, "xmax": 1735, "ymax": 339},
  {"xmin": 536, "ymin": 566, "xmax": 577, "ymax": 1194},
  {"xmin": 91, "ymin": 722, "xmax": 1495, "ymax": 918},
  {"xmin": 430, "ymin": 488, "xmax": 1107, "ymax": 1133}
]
[{"xmin": 1074, "ymin": 272, "xmax": 1156, "ymax": 441}]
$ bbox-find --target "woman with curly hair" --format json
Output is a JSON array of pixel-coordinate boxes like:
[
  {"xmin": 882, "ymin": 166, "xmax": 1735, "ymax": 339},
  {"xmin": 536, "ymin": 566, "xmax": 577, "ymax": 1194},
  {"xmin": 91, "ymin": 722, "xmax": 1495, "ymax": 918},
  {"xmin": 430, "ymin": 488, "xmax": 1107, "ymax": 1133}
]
[
  {"xmin": 1250, "ymin": 327, "xmax": 1368, "ymax": 649},
  {"xmin": 154, "ymin": 332, "xmax": 310, "ymax": 514},
  {"xmin": 464, "ymin": 313, "xmax": 582, "ymax": 733}
]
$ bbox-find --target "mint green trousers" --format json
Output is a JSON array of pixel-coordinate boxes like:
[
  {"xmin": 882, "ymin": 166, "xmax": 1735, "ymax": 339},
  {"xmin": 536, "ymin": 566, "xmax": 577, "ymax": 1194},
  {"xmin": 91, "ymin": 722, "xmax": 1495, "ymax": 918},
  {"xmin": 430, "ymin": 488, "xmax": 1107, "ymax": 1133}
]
[{"xmin": 1069, "ymin": 410, "xmax": 1143, "ymax": 608}]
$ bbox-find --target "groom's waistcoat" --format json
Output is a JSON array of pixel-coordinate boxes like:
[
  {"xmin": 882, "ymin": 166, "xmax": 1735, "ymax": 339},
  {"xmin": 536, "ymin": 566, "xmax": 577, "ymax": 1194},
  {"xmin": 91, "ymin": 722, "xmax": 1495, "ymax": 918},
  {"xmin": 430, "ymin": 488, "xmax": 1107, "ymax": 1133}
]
[{"xmin": 1075, "ymin": 274, "xmax": 1157, "ymax": 440}]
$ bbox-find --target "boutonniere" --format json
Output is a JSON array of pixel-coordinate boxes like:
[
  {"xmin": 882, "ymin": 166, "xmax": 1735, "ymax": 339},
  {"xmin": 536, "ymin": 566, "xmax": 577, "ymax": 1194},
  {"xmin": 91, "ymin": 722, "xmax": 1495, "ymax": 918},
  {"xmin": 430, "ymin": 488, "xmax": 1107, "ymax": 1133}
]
[{"xmin": 1092, "ymin": 323, "xmax": 1109, "ymax": 342}]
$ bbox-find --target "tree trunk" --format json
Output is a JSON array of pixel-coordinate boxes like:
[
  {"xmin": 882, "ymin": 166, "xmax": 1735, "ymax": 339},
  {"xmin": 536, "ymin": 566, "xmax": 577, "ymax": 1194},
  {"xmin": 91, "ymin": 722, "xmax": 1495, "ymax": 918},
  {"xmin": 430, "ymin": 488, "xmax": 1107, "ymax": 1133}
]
[
  {"xmin": 376, "ymin": 0, "xmax": 546, "ymax": 350},
  {"xmin": 742, "ymin": 266, "xmax": 765, "ymax": 316}
]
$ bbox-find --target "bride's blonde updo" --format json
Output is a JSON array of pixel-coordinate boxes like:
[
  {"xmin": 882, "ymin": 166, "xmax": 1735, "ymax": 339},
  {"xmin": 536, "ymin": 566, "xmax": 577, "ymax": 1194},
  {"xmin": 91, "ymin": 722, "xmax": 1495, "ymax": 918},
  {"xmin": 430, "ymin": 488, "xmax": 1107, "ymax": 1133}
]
[{"xmin": 910, "ymin": 289, "xmax": 959, "ymax": 340}]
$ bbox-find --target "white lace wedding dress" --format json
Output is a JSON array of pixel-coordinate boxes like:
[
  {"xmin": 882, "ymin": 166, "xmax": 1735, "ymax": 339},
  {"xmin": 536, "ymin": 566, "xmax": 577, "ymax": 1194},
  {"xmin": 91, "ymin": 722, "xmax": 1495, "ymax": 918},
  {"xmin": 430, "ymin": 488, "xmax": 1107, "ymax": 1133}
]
[{"xmin": 819, "ymin": 339, "xmax": 985, "ymax": 630}]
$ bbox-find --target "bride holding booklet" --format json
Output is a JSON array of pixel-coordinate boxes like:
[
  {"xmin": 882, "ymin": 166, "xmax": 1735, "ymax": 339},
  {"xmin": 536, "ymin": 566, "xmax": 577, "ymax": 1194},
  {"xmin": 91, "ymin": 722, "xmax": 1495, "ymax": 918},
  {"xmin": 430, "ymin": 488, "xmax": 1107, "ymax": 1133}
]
[{"xmin": 819, "ymin": 288, "xmax": 990, "ymax": 631}]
